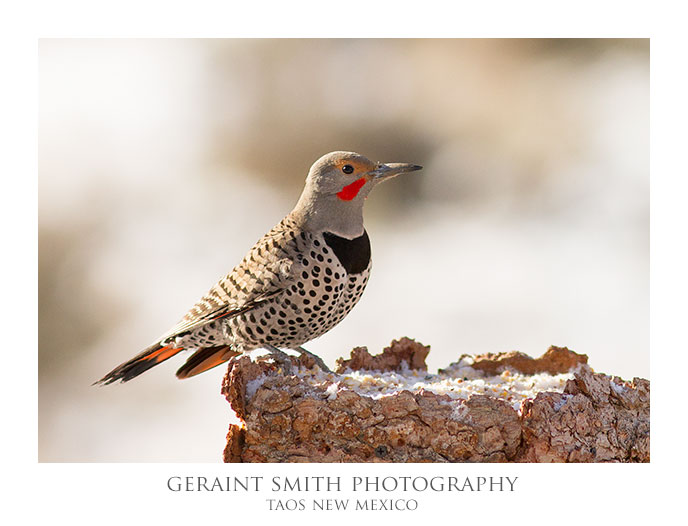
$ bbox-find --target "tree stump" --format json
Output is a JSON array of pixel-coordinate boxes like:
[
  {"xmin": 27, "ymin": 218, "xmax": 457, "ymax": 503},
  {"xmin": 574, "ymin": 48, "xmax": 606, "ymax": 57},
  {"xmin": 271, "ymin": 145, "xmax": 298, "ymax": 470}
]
[{"xmin": 221, "ymin": 338, "xmax": 649, "ymax": 462}]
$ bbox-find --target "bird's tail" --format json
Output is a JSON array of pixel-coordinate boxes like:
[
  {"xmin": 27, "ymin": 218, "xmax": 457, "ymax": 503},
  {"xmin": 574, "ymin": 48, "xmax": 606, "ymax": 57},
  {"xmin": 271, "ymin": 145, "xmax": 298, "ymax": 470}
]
[
  {"xmin": 94, "ymin": 343, "xmax": 185, "ymax": 385},
  {"xmin": 175, "ymin": 345, "xmax": 239, "ymax": 379}
]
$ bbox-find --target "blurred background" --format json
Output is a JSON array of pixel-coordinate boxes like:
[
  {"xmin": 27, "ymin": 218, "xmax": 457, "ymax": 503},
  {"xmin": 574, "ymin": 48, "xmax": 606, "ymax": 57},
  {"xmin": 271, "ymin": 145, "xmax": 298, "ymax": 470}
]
[{"xmin": 39, "ymin": 39, "xmax": 648, "ymax": 462}]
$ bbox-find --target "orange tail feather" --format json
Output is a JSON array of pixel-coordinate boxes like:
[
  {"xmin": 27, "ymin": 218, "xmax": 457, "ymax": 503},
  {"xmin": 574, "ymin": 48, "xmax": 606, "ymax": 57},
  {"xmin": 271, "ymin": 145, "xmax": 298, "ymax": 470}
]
[
  {"xmin": 176, "ymin": 346, "xmax": 239, "ymax": 379},
  {"xmin": 95, "ymin": 343, "xmax": 184, "ymax": 385}
]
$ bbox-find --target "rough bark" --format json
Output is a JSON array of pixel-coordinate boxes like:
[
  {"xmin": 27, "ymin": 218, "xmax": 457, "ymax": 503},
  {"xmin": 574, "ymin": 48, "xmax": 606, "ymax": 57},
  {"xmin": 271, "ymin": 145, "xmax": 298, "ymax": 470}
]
[{"xmin": 221, "ymin": 338, "xmax": 649, "ymax": 463}]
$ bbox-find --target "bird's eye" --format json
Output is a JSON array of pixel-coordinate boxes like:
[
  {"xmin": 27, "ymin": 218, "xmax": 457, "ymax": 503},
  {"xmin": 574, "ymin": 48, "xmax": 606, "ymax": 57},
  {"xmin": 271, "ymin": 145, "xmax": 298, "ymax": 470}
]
[{"xmin": 342, "ymin": 164, "xmax": 354, "ymax": 174}]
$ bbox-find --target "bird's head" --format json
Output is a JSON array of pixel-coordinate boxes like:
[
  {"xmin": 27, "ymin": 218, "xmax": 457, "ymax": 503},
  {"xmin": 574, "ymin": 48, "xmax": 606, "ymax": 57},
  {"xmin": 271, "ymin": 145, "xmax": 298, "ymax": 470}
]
[
  {"xmin": 294, "ymin": 151, "xmax": 422, "ymax": 238},
  {"xmin": 306, "ymin": 151, "xmax": 422, "ymax": 201}
]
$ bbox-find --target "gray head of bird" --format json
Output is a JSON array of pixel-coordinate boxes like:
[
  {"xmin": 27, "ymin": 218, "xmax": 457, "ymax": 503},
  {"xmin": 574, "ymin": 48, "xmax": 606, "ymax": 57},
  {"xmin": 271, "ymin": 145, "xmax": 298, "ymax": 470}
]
[{"xmin": 293, "ymin": 151, "xmax": 422, "ymax": 238}]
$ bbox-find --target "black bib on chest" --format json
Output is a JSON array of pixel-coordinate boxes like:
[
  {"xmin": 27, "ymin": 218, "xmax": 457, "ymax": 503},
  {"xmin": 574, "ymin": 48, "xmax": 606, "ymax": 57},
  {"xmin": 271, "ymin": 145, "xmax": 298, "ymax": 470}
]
[{"xmin": 323, "ymin": 230, "xmax": 371, "ymax": 275}]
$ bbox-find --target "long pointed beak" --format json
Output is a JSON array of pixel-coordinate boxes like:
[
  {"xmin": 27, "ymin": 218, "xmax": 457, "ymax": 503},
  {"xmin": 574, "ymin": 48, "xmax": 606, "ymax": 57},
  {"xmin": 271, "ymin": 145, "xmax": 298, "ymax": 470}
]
[{"xmin": 371, "ymin": 162, "xmax": 423, "ymax": 179}]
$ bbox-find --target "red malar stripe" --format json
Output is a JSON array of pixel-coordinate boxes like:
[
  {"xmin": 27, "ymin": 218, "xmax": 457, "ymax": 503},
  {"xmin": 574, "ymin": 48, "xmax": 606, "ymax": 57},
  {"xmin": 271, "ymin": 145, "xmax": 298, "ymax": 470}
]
[{"xmin": 337, "ymin": 177, "xmax": 367, "ymax": 201}]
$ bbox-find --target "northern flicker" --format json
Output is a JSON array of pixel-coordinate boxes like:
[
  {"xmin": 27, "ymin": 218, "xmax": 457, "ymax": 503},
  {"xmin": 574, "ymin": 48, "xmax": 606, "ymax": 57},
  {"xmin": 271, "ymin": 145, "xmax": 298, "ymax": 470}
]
[{"xmin": 96, "ymin": 151, "xmax": 422, "ymax": 384}]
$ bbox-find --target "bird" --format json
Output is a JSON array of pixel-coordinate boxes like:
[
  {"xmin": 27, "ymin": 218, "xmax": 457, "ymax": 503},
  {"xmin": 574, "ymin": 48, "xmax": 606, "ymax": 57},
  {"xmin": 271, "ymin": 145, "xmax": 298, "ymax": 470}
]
[{"xmin": 96, "ymin": 151, "xmax": 422, "ymax": 384}]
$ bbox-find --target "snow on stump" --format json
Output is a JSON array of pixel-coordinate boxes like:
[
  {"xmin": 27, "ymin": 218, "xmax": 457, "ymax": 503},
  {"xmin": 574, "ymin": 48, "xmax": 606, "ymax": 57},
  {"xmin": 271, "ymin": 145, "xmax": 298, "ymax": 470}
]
[{"xmin": 221, "ymin": 338, "xmax": 649, "ymax": 463}]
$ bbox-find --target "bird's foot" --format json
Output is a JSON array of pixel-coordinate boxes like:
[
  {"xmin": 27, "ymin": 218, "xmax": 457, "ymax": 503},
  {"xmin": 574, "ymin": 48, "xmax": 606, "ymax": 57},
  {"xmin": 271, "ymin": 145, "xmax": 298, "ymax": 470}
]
[
  {"xmin": 262, "ymin": 345, "xmax": 331, "ymax": 373},
  {"xmin": 292, "ymin": 346, "xmax": 332, "ymax": 373},
  {"xmin": 262, "ymin": 344, "xmax": 295, "ymax": 375}
]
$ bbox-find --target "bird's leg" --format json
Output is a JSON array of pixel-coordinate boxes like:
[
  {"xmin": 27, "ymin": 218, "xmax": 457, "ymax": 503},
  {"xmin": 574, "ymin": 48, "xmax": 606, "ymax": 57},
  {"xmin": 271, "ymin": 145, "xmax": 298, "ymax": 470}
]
[
  {"xmin": 262, "ymin": 344, "xmax": 294, "ymax": 374},
  {"xmin": 292, "ymin": 346, "xmax": 332, "ymax": 373}
]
